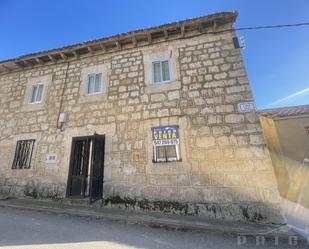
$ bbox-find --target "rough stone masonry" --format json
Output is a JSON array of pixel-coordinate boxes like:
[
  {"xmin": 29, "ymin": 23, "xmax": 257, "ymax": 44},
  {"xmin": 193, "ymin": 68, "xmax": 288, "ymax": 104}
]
[{"xmin": 0, "ymin": 12, "xmax": 284, "ymax": 224}]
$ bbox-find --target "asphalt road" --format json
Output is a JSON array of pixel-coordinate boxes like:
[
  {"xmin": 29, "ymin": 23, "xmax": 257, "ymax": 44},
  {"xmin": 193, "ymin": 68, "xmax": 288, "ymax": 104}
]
[{"xmin": 0, "ymin": 207, "xmax": 308, "ymax": 249}]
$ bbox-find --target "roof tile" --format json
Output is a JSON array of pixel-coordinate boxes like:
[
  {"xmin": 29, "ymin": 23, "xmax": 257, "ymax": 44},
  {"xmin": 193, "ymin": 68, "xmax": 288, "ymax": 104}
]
[{"xmin": 258, "ymin": 105, "xmax": 309, "ymax": 118}]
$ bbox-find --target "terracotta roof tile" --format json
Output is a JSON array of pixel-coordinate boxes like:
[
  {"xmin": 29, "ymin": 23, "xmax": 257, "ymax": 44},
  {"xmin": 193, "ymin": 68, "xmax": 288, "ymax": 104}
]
[{"xmin": 258, "ymin": 105, "xmax": 309, "ymax": 118}]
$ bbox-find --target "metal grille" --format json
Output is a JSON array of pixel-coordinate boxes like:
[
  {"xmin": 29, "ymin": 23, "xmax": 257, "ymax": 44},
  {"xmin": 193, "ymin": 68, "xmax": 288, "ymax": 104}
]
[
  {"xmin": 12, "ymin": 140, "xmax": 35, "ymax": 169},
  {"xmin": 153, "ymin": 145, "xmax": 180, "ymax": 163},
  {"xmin": 66, "ymin": 135, "xmax": 105, "ymax": 202}
]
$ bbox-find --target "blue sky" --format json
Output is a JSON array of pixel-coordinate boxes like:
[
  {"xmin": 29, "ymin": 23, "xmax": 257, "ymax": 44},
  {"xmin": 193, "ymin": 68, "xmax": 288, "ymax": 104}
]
[{"xmin": 0, "ymin": 0, "xmax": 308, "ymax": 109}]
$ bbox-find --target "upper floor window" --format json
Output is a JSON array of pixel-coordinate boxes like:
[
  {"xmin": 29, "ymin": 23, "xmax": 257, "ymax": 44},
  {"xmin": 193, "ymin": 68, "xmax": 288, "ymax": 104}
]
[
  {"xmin": 86, "ymin": 73, "xmax": 102, "ymax": 95},
  {"xmin": 12, "ymin": 139, "xmax": 35, "ymax": 169},
  {"xmin": 152, "ymin": 60, "xmax": 171, "ymax": 84},
  {"xmin": 29, "ymin": 84, "xmax": 44, "ymax": 104}
]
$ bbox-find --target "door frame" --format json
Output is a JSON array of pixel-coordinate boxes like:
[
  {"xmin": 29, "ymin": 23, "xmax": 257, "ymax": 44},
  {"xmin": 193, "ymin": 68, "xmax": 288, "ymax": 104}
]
[{"xmin": 66, "ymin": 134, "xmax": 105, "ymax": 202}]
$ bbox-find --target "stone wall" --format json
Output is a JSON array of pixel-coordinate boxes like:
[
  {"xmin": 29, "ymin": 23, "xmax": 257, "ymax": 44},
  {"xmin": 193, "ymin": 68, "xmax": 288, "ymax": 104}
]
[{"xmin": 0, "ymin": 30, "xmax": 284, "ymax": 223}]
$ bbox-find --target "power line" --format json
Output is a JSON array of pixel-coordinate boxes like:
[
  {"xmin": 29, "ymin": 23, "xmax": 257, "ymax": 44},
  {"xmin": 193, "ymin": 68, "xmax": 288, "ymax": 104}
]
[
  {"xmin": 202, "ymin": 22, "xmax": 309, "ymax": 36},
  {"xmin": 235, "ymin": 22, "xmax": 309, "ymax": 31}
]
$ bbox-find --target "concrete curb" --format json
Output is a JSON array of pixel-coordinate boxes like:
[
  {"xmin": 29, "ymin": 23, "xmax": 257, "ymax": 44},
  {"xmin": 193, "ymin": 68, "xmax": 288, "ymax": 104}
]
[{"xmin": 0, "ymin": 199, "xmax": 305, "ymax": 242}]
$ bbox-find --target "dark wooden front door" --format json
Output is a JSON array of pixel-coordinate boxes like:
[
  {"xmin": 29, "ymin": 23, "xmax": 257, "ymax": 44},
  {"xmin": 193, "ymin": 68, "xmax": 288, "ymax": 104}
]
[{"xmin": 66, "ymin": 134, "xmax": 105, "ymax": 202}]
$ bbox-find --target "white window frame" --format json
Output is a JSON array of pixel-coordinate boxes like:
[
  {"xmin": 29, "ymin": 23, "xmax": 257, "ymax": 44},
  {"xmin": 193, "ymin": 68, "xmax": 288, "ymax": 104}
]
[
  {"xmin": 85, "ymin": 73, "xmax": 103, "ymax": 96},
  {"xmin": 29, "ymin": 84, "xmax": 44, "ymax": 104},
  {"xmin": 151, "ymin": 59, "xmax": 172, "ymax": 84},
  {"xmin": 153, "ymin": 144, "xmax": 181, "ymax": 163}
]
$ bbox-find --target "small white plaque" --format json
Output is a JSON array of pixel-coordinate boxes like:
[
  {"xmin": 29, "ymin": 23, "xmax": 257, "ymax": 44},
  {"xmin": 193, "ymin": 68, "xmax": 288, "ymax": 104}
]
[
  {"xmin": 238, "ymin": 102, "xmax": 255, "ymax": 112},
  {"xmin": 238, "ymin": 102, "xmax": 255, "ymax": 113},
  {"xmin": 46, "ymin": 154, "xmax": 57, "ymax": 164}
]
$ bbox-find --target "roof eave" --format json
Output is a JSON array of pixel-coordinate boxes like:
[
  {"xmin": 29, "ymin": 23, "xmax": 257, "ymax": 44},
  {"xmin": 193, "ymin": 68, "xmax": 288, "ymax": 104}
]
[{"xmin": 0, "ymin": 11, "xmax": 238, "ymax": 74}]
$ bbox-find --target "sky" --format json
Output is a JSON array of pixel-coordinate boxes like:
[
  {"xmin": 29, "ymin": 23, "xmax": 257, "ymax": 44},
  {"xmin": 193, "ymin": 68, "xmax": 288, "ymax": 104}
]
[{"xmin": 0, "ymin": 0, "xmax": 308, "ymax": 109}]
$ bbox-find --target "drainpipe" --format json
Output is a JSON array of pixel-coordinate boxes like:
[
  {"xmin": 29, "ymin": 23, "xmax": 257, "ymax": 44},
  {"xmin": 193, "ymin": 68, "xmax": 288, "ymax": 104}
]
[{"xmin": 57, "ymin": 62, "xmax": 70, "ymax": 131}]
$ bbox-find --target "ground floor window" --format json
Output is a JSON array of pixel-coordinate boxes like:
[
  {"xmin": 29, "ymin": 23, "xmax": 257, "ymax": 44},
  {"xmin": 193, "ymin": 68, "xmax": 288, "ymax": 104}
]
[
  {"xmin": 153, "ymin": 144, "xmax": 180, "ymax": 162},
  {"xmin": 152, "ymin": 125, "xmax": 181, "ymax": 163},
  {"xmin": 12, "ymin": 139, "xmax": 35, "ymax": 169}
]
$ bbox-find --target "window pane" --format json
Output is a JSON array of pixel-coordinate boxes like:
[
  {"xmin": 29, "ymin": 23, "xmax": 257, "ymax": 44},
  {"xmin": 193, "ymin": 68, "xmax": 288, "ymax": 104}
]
[
  {"xmin": 36, "ymin": 85, "xmax": 44, "ymax": 102},
  {"xmin": 12, "ymin": 140, "xmax": 35, "ymax": 169},
  {"xmin": 156, "ymin": 146, "xmax": 166, "ymax": 162},
  {"xmin": 94, "ymin": 73, "xmax": 102, "ymax": 93},
  {"xmin": 166, "ymin": 145, "xmax": 177, "ymax": 161},
  {"xmin": 153, "ymin": 62, "xmax": 161, "ymax": 83},
  {"xmin": 162, "ymin": 61, "xmax": 170, "ymax": 81},
  {"xmin": 30, "ymin": 86, "xmax": 37, "ymax": 103},
  {"xmin": 87, "ymin": 75, "xmax": 95, "ymax": 94}
]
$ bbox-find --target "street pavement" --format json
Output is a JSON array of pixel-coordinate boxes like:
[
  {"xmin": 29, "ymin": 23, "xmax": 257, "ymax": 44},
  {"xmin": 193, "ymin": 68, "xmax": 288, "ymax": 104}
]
[{"xmin": 0, "ymin": 207, "xmax": 308, "ymax": 249}]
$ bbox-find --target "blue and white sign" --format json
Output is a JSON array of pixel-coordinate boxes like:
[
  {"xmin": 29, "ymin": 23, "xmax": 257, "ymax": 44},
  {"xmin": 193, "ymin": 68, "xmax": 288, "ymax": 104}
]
[
  {"xmin": 238, "ymin": 102, "xmax": 255, "ymax": 113},
  {"xmin": 151, "ymin": 125, "xmax": 179, "ymax": 146}
]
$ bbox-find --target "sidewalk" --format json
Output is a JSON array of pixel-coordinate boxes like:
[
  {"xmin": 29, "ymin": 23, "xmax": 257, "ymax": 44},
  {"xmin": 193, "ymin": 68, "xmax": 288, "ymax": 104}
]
[
  {"xmin": 281, "ymin": 198, "xmax": 309, "ymax": 237},
  {"xmin": 0, "ymin": 196, "xmax": 303, "ymax": 240}
]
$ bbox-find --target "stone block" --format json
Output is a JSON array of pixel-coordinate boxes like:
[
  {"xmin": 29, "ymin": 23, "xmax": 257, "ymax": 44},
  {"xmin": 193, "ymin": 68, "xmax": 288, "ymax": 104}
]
[
  {"xmin": 191, "ymin": 174, "xmax": 210, "ymax": 186},
  {"xmin": 208, "ymin": 115, "xmax": 223, "ymax": 124},
  {"xmin": 214, "ymin": 72, "xmax": 227, "ymax": 80},
  {"xmin": 157, "ymin": 109, "xmax": 169, "ymax": 117},
  {"xmin": 209, "ymin": 173, "xmax": 224, "ymax": 186},
  {"xmin": 199, "ymin": 160, "xmax": 215, "ymax": 173},
  {"xmin": 190, "ymin": 149, "xmax": 205, "ymax": 160},
  {"xmin": 224, "ymin": 174, "xmax": 247, "ymax": 186},
  {"xmin": 148, "ymin": 175, "xmax": 177, "ymax": 186},
  {"xmin": 249, "ymin": 134, "xmax": 265, "ymax": 145},
  {"xmin": 226, "ymin": 85, "xmax": 249, "ymax": 94},
  {"xmin": 217, "ymin": 136, "xmax": 230, "ymax": 146},
  {"xmin": 225, "ymin": 114, "xmax": 244, "ymax": 124},
  {"xmin": 151, "ymin": 93, "xmax": 166, "ymax": 102},
  {"xmin": 212, "ymin": 126, "xmax": 230, "ymax": 136},
  {"xmin": 132, "ymin": 151, "xmax": 144, "ymax": 162},
  {"xmin": 167, "ymin": 91, "xmax": 180, "ymax": 100},
  {"xmin": 191, "ymin": 161, "xmax": 199, "ymax": 172},
  {"xmin": 196, "ymin": 136, "xmax": 215, "ymax": 148},
  {"xmin": 206, "ymin": 148, "xmax": 221, "ymax": 159},
  {"xmin": 197, "ymin": 126, "xmax": 211, "ymax": 136},
  {"xmin": 231, "ymin": 187, "xmax": 257, "ymax": 202},
  {"xmin": 136, "ymin": 163, "xmax": 145, "ymax": 173},
  {"xmin": 176, "ymin": 174, "xmax": 190, "ymax": 186},
  {"xmin": 215, "ymin": 104, "xmax": 234, "ymax": 113}
]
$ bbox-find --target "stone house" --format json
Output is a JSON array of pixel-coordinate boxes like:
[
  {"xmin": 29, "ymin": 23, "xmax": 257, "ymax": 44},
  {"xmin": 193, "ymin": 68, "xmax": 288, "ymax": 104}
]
[{"xmin": 0, "ymin": 12, "xmax": 284, "ymax": 223}]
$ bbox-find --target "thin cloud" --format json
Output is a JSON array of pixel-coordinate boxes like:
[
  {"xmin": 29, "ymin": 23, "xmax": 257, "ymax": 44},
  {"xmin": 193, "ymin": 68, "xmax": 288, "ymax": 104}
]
[{"xmin": 265, "ymin": 87, "xmax": 309, "ymax": 108}]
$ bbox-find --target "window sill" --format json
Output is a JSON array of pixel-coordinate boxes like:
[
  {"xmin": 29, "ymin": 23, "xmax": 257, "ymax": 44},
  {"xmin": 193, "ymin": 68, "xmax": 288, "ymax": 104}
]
[
  {"xmin": 152, "ymin": 159, "xmax": 182, "ymax": 163},
  {"xmin": 78, "ymin": 92, "xmax": 107, "ymax": 103},
  {"xmin": 11, "ymin": 168, "xmax": 31, "ymax": 170},
  {"xmin": 146, "ymin": 160, "xmax": 190, "ymax": 174},
  {"xmin": 145, "ymin": 80, "xmax": 181, "ymax": 94},
  {"xmin": 84, "ymin": 91, "xmax": 103, "ymax": 96},
  {"xmin": 29, "ymin": 101, "xmax": 42, "ymax": 105},
  {"xmin": 152, "ymin": 79, "xmax": 172, "ymax": 85},
  {"xmin": 10, "ymin": 168, "xmax": 35, "ymax": 176},
  {"xmin": 21, "ymin": 102, "xmax": 45, "ymax": 112}
]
